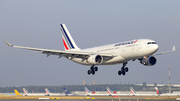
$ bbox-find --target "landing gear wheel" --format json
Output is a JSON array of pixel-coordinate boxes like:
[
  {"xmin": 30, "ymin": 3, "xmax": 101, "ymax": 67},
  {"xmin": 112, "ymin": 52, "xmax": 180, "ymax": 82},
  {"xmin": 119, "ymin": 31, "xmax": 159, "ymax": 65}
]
[
  {"xmin": 87, "ymin": 70, "xmax": 91, "ymax": 75},
  {"xmin": 92, "ymin": 70, "xmax": 95, "ymax": 75},
  {"xmin": 94, "ymin": 67, "xmax": 98, "ymax": 71},
  {"xmin": 118, "ymin": 71, "xmax": 121, "ymax": 75},
  {"xmin": 88, "ymin": 65, "xmax": 98, "ymax": 75},
  {"xmin": 125, "ymin": 67, "xmax": 129, "ymax": 72},
  {"xmin": 118, "ymin": 62, "xmax": 128, "ymax": 76}
]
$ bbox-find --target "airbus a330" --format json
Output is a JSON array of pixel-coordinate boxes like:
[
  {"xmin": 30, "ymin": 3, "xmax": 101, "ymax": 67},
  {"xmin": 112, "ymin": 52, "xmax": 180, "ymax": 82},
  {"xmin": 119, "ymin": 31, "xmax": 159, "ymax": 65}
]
[{"xmin": 5, "ymin": 24, "xmax": 176, "ymax": 76}]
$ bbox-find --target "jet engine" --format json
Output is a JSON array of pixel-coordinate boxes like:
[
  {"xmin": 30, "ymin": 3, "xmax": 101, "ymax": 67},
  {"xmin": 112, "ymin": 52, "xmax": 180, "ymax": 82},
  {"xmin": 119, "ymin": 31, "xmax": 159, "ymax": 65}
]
[
  {"xmin": 87, "ymin": 54, "xmax": 103, "ymax": 64},
  {"xmin": 140, "ymin": 56, "xmax": 157, "ymax": 66}
]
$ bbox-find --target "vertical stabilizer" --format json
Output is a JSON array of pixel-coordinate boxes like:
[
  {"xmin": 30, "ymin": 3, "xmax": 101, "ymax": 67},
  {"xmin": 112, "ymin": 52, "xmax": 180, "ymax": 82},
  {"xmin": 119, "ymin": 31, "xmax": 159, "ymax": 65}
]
[
  {"xmin": 155, "ymin": 87, "xmax": 162, "ymax": 94},
  {"xmin": 14, "ymin": 89, "xmax": 22, "ymax": 96},
  {"xmin": 106, "ymin": 87, "xmax": 113, "ymax": 95},
  {"xmin": 60, "ymin": 24, "xmax": 80, "ymax": 51},
  {"xmin": 63, "ymin": 88, "xmax": 69, "ymax": 95},
  {"xmin": 23, "ymin": 88, "xmax": 29, "ymax": 95},
  {"xmin": 45, "ymin": 88, "xmax": 50, "ymax": 96},
  {"xmin": 85, "ymin": 87, "xmax": 91, "ymax": 95}
]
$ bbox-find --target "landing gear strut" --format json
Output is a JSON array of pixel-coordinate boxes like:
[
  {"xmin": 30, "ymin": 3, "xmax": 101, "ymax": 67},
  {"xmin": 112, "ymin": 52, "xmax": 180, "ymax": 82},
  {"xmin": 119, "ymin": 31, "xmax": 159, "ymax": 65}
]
[
  {"xmin": 87, "ymin": 65, "xmax": 98, "ymax": 75},
  {"xmin": 118, "ymin": 62, "xmax": 129, "ymax": 76}
]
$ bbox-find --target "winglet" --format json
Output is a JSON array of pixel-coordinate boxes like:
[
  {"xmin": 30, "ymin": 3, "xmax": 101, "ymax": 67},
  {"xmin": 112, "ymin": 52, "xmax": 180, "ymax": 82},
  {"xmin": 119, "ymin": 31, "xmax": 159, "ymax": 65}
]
[
  {"xmin": 172, "ymin": 46, "xmax": 176, "ymax": 51},
  {"xmin": 4, "ymin": 41, "xmax": 13, "ymax": 47}
]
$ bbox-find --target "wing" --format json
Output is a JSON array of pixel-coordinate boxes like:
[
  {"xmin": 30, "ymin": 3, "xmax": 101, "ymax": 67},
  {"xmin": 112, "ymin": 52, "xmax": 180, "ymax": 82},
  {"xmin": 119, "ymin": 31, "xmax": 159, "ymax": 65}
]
[
  {"xmin": 153, "ymin": 46, "xmax": 176, "ymax": 56},
  {"xmin": 5, "ymin": 41, "xmax": 116, "ymax": 60}
]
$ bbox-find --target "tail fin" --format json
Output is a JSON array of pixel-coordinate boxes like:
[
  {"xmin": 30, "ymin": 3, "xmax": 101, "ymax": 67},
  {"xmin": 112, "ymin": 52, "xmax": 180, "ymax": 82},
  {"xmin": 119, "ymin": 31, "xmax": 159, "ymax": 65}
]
[
  {"xmin": 23, "ymin": 88, "xmax": 29, "ymax": 95},
  {"xmin": 14, "ymin": 89, "xmax": 22, "ymax": 96},
  {"xmin": 85, "ymin": 87, "xmax": 91, "ymax": 95},
  {"xmin": 63, "ymin": 88, "xmax": 69, "ymax": 95},
  {"xmin": 60, "ymin": 24, "xmax": 80, "ymax": 51},
  {"xmin": 106, "ymin": 87, "xmax": 113, "ymax": 95},
  {"xmin": 155, "ymin": 87, "xmax": 162, "ymax": 94},
  {"xmin": 45, "ymin": 88, "xmax": 51, "ymax": 95},
  {"xmin": 130, "ymin": 87, "xmax": 136, "ymax": 95}
]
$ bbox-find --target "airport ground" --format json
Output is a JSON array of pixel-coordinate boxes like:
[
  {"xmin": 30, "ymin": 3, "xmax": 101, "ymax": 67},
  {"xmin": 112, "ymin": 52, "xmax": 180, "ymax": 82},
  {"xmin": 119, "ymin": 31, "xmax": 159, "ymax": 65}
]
[
  {"xmin": 0, "ymin": 94, "xmax": 179, "ymax": 101},
  {"xmin": 0, "ymin": 100, "xmax": 177, "ymax": 101}
]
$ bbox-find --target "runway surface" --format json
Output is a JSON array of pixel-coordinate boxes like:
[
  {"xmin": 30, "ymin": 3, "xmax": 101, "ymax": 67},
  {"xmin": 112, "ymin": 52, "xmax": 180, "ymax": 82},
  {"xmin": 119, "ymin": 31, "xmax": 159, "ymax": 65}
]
[{"xmin": 0, "ymin": 99, "xmax": 177, "ymax": 101}]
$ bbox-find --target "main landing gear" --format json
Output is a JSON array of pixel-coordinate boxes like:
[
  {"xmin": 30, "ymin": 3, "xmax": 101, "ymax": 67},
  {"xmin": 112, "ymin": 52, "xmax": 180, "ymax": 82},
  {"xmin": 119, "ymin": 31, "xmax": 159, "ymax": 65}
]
[
  {"xmin": 118, "ymin": 62, "xmax": 129, "ymax": 76},
  {"xmin": 87, "ymin": 65, "xmax": 98, "ymax": 75}
]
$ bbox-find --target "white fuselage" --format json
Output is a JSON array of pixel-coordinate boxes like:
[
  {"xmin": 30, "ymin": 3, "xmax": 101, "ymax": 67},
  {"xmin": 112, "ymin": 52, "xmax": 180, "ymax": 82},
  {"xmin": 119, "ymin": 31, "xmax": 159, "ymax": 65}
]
[
  {"xmin": 46, "ymin": 93, "xmax": 63, "ymax": 96},
  {"xmin": 69, "ymin": 39, "xmax": 159, "ymax": 66},
  {"xmin": 158, "ymin": 93, "xmax": 180, "ymax": 96},
  {"xmin": 24, "ymin": 93, "xmax": 46, "ymax": 96}
]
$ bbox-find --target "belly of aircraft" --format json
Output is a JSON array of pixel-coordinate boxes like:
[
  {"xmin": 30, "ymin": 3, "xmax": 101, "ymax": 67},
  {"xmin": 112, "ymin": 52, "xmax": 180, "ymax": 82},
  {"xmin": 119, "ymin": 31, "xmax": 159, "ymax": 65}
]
[{"xmin": 69, "ymin": 55, "xmax": 127, "ymax": 66}]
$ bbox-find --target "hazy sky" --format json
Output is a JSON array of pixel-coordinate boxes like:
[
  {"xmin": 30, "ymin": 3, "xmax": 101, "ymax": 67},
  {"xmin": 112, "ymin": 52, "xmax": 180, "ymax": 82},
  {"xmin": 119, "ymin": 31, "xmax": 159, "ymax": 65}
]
[{"xmin": 1, "ymin": 0, "xmax": 180, "ymax": 87}]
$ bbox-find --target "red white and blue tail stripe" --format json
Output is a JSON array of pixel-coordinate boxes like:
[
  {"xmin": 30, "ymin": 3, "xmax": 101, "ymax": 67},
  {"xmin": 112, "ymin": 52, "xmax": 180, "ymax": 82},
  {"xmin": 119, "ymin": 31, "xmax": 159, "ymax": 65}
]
[
  {"xmin": 130, "ymin": 87, "xmax": 136, "ymax": 95},
  {"xmin": 23, "ymin": 88, "xmax": 29, "ymax": 95},
  {"xmin": 155, "ymin": 87, "xmax": 162, "ymax": 94},
  {"xmin": 106, "ymin": 87, "xmax": 113, "ymax": 94},
  {"xmin": 60, "ymin": 24, "xmax": 80, "ymax": 51},
  {"xmin": 45, "ymin": 88, "xmax": 51, "ymax": 94},
  {"xmin": 85, "ymin": 87, "xmax": 91, "ymax": 94}
]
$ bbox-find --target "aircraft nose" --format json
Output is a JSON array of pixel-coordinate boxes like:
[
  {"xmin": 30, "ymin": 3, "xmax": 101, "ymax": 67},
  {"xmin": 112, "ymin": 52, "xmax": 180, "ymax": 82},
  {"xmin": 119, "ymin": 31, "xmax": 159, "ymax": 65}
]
[{"xmin": 154, "ymin": 44, "xmax": 159, "ymax": 52}]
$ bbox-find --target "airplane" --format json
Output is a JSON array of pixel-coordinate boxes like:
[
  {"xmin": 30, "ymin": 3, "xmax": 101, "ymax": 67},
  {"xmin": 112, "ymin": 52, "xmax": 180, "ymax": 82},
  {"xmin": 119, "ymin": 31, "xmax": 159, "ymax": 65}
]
[
  {"xmin": 23, "ymin": 88, "xmax": 46, "ymax": 96},
  {"xmin": 130, "ymin": 87, "xmax": 158, "ymax": 96},
  {"xmin": 63, "ymin": 88, "xmax": 79, "ymax": 96},
  {"xmin": 85, "ymin": 87, "xmax": 109, "ymax": 96},
  {"xmin": 85, "ymin": 87, "xmax": 92, "ymax": 96},
  {"xmin": 14, "ymin": 89, "xmax": 22, "ymax": 96},
  {"xmin": 130, "ymin": 87, "xmax": 136, "ymax": 95},
  {"xmin": 4, "ymin": 24, "xmax": 176, "ymax": 76},
  {"xmin": 45, "ymin": 88, "xmax": 62, "ymax": 96},
  {"xmin": 155, "ymin": 87, "xmax": 162, "ymax": 95},
  {"xmin": 106, "ymin": 87, "xmax": 133, "ymax": 96},
  {"xmin": 107, "ymin": 87, "xmax": 116, "ymax": 96},
  {"xmin": 155, "ymin": 87, "xmax": 180, "ymax": 96},
  {"xmin": 63, "ymin": 87, "xmax": 70, "ymax": 96}
]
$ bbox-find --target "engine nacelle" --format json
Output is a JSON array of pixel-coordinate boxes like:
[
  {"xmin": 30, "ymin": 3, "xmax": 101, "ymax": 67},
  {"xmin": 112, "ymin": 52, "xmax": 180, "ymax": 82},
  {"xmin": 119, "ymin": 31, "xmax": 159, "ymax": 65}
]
[
  {"xmin": 140, "ymin": 56, "xmax": 157, "ymax": 66},
  {"xmin": 87, "ymin": 55, "xmax": 103, "ymax": 65}
]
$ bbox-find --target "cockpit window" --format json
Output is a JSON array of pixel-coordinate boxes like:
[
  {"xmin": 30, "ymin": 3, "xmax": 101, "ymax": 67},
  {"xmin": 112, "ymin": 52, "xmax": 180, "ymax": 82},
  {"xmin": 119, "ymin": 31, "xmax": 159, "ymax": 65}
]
[{"xmin": 147, "ymin": 42, "xmax": 157, "ymax": 45}]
